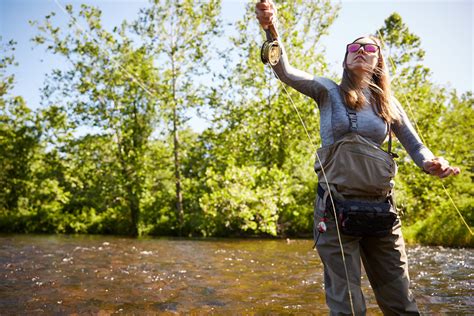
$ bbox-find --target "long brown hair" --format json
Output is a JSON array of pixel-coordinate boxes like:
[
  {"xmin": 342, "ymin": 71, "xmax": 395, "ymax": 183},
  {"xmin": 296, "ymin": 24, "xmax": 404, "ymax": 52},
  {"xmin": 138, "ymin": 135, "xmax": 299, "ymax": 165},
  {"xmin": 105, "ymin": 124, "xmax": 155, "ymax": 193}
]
[{"xmin": 339, "ymin": 35, "xmax": 400, "ymax": 123}]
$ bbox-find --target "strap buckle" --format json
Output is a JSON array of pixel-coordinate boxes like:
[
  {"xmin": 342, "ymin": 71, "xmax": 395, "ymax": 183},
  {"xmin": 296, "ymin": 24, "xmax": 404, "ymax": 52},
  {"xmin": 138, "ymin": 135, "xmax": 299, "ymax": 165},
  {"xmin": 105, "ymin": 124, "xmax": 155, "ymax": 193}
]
[{"xmin": 347, "ymin": 109, "xmax": 358, "ymax": 131}]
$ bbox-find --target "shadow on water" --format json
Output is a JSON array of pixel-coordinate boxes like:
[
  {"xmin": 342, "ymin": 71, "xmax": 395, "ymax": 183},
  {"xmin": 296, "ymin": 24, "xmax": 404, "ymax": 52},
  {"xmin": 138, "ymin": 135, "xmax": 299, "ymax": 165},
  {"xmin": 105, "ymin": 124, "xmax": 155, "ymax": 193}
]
[{"xmin": 0, "ymin": 234, "xmax": 472, "ymax": 314}]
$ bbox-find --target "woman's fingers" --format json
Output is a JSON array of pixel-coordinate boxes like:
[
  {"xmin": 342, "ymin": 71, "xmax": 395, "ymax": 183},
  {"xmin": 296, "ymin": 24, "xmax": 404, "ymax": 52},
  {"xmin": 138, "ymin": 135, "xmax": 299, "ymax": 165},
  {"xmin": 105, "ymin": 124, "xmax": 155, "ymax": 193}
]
[
  {"xmin": 255, "ymin": 0, "xmax": 276, "ymax": 28},
  {"xmin": 452, "ymin": 167, "xmax": 461, "ymax": 175},
  {"xmin": 429, "ymin": 164, "xmax": 447, "ymax": 174},
  {"xmin": 426, "ymin": 157, "xmax": 447, "ymax": 171},
  {"xmin": 423, "ymin": 157, "xmax": 460, "ymax": 178},
  {"xmin": 430, "ymin": 157, "xmax": 447, "ymax": 169},
  {"xmin": 438, "ymin": 167, "xmax": 454, "ymax": 178},
  {"xmin": 256, "ymin": 0, "xmax": 275, "ymax": 9},
  {"xmin": 256, "ymin": 2, "xmax": 270, "ymax": 10},
  {"xmin": 256, "ymin": 11, "xmax": 273, "ymax": 22}
]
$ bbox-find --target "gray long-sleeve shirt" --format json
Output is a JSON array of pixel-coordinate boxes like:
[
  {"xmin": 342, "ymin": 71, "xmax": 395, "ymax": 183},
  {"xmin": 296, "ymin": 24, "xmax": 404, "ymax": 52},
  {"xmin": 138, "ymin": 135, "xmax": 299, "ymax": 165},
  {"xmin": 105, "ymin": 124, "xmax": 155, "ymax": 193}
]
[{"xmin": 268, "ymin": 37, "xmax": 434, "ymax": 168}]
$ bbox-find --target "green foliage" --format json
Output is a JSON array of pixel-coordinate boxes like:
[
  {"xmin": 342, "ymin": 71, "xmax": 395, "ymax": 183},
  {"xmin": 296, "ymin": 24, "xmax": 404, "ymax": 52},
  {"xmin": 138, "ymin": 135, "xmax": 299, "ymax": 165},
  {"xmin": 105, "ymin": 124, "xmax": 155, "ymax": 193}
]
[
  {"xmin": 200, "ymin": 165, "xmax": 280, "ymax": 236},
  {"xmin": 403, "ymin": 199, "xmax": 473, "ymax": 247},
  {"xmin": 189, "ymin": 0, "xmax": 338, "ymax": 236},
  {"xmin": 1, "ymin": 5, "xmax": 472, "ymax": 246},
  {"xmin": 377, "ymin": 14, "xmax": 473, "ymax": 246}
]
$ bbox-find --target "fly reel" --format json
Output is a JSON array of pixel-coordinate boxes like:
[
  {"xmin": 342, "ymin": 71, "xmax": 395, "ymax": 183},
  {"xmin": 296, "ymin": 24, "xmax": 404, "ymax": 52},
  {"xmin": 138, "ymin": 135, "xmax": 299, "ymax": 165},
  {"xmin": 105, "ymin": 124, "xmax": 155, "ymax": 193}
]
[
  {"xmin": 261, "ymin": 40, "xmax": 281, "ymax": 66},
  {"xmin": 259, "ymin": 9, "xmax": 281, "ymax": 66}
]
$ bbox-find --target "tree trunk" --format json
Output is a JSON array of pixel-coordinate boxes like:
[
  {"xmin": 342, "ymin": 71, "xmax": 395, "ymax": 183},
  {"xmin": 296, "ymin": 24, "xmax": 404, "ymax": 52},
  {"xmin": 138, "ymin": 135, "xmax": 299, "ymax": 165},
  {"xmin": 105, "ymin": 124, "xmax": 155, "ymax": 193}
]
[
  {"xmin": 126, "ymin": 183, "xmax": 139, "ymax": 236},
  {"xmin": 173, "ymin": 105, "xmax": 184, "ymax": 236},
  {"xmin": 114, "ymin": 124, "xmax": 140, "ymax": 237},
  {"xmin": 170, "ymin": 31, "xmax": 184, "ymax": 235}
]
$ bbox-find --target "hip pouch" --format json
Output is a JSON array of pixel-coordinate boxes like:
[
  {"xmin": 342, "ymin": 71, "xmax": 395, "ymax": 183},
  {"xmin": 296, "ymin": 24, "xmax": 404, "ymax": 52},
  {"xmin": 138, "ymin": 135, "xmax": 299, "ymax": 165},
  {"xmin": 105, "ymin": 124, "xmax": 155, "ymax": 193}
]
[{"xmin": 328, "ymin": 198, "xmax": 397, "ymax": 237}]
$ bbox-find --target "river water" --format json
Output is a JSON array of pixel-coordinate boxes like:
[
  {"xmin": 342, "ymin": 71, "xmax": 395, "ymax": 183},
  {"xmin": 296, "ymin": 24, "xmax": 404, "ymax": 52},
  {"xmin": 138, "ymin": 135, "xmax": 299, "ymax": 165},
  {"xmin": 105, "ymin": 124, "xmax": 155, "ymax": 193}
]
[{"xmin": 0, "ymin": 235, "xmax": 472, "ymax": 314}]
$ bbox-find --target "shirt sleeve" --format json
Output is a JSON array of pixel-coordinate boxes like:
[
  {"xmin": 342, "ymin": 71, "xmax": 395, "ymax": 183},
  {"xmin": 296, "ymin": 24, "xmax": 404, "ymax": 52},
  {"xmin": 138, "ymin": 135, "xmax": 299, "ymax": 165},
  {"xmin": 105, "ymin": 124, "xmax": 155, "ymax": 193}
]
[
  {"xmin": 265, "ymin": 30, "xmax": 330, "ymax": 105},
  {"xmin": 391, "ymin": 97, "xmax": 435, "ymax": 168}
]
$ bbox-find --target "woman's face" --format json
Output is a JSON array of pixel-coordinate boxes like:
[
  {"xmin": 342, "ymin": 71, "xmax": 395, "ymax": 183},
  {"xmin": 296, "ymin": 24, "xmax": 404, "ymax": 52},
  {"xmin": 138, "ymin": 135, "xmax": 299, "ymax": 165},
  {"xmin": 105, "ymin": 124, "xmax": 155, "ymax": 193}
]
[{"xmin": 345, "ymin": 37, "xmax": 380, "ymax": 76}]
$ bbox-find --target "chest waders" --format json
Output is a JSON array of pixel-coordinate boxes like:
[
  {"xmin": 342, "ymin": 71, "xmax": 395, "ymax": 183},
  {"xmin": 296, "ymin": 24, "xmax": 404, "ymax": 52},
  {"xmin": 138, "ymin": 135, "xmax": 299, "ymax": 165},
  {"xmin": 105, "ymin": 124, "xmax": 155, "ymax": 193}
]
[
  {"xmin": 315, "ymin": 108, "xmax": 398, "ymax": 237},
  {"xmin": 313, "ymin": 108, "xmax": 419, "ymax": 315}
]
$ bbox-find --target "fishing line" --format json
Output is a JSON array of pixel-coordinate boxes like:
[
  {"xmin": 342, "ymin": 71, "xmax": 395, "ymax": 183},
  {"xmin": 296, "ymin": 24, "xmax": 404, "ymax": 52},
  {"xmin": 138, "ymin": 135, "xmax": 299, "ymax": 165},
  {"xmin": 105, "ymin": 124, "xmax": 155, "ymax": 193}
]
[
  {"xmin": 267, "ymin": 66, "xmax": 356, "ymax": 316},
  {"xmin": 377, "ymin": 30, "xmax": 473, "ymax": 236}
]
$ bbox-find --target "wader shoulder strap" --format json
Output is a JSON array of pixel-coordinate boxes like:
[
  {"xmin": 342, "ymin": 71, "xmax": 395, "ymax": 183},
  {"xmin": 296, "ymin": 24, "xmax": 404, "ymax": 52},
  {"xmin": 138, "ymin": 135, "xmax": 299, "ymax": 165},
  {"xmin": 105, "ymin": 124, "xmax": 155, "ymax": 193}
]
[
  {"xmin": 387, "ymin": 122, "xmax": 392, "ymax": 156},
  {"xmin": 346, "ymin": 107, "xmax": 394, "ymax": 157}
]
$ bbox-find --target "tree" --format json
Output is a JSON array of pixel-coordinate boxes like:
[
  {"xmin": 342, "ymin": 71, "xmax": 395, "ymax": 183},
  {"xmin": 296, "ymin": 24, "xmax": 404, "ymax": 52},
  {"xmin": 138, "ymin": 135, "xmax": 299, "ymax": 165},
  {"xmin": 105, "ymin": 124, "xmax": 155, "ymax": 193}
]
[
  {"xmin": 32, "ymin": 5, "xmax": 162, "ymax": 235},
  {"xmin": 0, "ymin": 39, "xmax": 39, "ymax": 224},
  {"xmin": 132, "ymin": 0, "xmax": 222, "ymax": 235}
]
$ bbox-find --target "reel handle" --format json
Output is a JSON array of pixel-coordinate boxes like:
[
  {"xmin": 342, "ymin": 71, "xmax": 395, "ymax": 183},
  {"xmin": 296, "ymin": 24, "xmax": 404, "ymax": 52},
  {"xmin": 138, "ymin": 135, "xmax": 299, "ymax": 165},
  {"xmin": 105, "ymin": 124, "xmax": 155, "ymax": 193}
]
[{"xmin": 260, "ymin": 0, "xmax": 279, "ymax": 39}]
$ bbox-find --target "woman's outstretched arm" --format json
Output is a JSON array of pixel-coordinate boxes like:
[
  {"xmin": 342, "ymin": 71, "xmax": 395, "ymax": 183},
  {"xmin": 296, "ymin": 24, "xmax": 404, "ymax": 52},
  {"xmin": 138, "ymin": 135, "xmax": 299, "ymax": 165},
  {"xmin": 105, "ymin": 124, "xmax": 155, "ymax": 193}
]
[{"xmin": 392, "ymin": 97, "xmax": 460, "ymax": 178}]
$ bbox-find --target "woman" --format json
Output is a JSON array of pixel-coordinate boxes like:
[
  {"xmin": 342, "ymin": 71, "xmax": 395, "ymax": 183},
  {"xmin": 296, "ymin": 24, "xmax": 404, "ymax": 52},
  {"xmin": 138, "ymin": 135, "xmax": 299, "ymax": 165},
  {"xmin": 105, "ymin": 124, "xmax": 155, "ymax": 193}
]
[{"xmin": 256, "ymin": 1, "xmax": 460, "ymax": 315}]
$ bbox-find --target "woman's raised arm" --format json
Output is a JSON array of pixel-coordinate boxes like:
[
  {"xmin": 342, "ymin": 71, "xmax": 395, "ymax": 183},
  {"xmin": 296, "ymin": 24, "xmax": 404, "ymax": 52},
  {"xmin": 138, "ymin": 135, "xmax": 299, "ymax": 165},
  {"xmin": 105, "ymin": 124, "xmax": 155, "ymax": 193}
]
[{"xmin": 255, "ymin": 0, "xmax": 329, "ymax": 103}]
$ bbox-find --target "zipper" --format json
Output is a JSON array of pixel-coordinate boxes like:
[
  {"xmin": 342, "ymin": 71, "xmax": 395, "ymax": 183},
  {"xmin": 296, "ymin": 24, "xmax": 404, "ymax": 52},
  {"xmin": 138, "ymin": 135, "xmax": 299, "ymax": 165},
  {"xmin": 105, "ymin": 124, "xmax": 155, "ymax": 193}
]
[{"xmin": 348, "ymin": 149, "xmax": 391, "ymax": 164}]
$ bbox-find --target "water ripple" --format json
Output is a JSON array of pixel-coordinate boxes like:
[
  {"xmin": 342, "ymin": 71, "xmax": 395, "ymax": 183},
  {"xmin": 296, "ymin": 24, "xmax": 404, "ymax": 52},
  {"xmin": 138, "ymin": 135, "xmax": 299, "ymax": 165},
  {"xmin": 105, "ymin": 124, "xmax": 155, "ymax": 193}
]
[{"xmin": 0, "ymin": 236, "xmax": 471, "ymax": 314}]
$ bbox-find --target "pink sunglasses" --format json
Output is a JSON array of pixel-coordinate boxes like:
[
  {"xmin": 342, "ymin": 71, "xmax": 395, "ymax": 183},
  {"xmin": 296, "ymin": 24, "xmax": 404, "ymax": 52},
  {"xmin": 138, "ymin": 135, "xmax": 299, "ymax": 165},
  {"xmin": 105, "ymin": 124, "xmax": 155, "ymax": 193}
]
[{"xmin": 347, "ymin": 43, "xmax": 380, "ymax": 53}]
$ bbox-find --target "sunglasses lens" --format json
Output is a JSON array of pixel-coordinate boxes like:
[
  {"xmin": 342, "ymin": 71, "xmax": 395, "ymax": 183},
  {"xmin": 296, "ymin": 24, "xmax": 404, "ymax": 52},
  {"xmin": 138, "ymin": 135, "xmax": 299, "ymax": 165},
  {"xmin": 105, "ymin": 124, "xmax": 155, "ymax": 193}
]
[
  {"xmin": 347, "ymin": 44, "xmax": 360, "ymax": 53},
  {"xmin": 365, "ymin": 44, "xmax": 378, "ymax": 53}
]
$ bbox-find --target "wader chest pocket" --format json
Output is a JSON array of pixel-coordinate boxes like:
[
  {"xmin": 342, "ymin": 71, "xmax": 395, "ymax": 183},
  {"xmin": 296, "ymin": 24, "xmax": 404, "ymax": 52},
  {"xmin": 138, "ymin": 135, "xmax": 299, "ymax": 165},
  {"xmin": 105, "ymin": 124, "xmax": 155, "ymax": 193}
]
[{"xmin": 315, "ymin": 133, "xmax": 397, "ymax": 197}]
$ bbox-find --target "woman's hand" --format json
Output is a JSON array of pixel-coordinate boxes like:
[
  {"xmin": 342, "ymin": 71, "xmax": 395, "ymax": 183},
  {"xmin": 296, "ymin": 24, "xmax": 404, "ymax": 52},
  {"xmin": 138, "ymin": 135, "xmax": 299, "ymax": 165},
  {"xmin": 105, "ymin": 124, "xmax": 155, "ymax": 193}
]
[
  {"xmin": 423, "ymin": 157, "xmax": 461, "ymax": 178},
  {"xmin": 255, "ymin": 0, "xmax": 276, "ymax": 30}
]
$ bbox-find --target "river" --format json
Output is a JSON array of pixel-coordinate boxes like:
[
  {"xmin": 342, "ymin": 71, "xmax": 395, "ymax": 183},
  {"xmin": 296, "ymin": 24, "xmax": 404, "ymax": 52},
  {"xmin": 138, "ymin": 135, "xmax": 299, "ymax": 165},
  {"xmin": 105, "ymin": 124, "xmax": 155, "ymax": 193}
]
[{"xmin": 0, "ymin": 235, "xmax": 472, "ymax": 314}]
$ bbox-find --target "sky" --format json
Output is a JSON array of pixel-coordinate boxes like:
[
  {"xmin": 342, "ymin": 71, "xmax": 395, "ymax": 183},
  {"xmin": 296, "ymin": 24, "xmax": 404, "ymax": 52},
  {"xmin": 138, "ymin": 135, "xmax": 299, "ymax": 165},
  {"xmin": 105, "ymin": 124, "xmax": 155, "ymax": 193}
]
[{"xmin": 1, "ymin": 0, "xmax": 472, "ymax": 132}]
